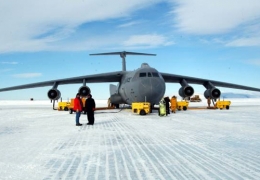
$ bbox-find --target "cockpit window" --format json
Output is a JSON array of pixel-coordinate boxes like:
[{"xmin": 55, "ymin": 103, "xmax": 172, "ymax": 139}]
[
  {"xmin": 152, "ymin": 72, "xmax": 159, "ymax": 77},
  {"xmin": 148, "ymin": 72, "xmax": 152, "ymax": 77},
  {"xmin": 139, "ymin": 72, "xmax": 146, "ymax": 77}
]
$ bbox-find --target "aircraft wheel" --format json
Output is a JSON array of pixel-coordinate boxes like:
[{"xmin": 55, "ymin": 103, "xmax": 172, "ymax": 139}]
[
  {"xmin": 140, "ymin": 109, "xmax": 146, "ymax": 116},
  {"xmin": 226, "ymin": 105, "xmax": 230, "ymax": 110},
  {"xmin": 183, "ymin": 106, "xmax": 187, "ymax": 111},
  {"xmin": 64, "ymin": 107, "xmax": 68, "ymax": 111}
]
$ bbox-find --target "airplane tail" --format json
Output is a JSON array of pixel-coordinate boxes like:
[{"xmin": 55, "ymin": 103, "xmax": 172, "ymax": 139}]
[{"xmin": 90, "ymin": 51, "xmax": 156, "ymax": 71}]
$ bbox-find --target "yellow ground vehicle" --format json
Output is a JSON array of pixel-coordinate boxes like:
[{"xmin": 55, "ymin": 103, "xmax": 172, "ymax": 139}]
[
  {"xmin": 132, "ymin": 102, "xmax": 151, "ymax": 115},
  {"xmin": 176, "ymin": 101, "xmax": 189, "ymax": 111},
  {"xmin": 215, "ymin": 100, "xmax": 231, "ymax": 110},
  {"xmin": 58, "ymin": 101, "xmax": 71, "ymax": 111},
  {"xmin": 190, "ymin": 95, "xmax": 202, "ymax": 102}
]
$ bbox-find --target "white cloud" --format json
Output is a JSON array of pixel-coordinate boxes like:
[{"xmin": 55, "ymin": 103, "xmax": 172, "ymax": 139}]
[
  {"xmin": 0, "ymin": 0, "xmax": 162, "ymax": 53},
  {"xmin": 225, "ymin": 37, "xmax": 260, "ymax": 47},
  {"xmin": 117, "ymin": 21, "xmax": 143, "ymax": 28},
  {"xmin": 246, "ymin": 59, "xmax": 260, "ymax": 66},
  {"xmin": 12, "ymin": 73, "xmax": 42, "ymax": 78},
  {"xmin": 172, "ymin": 0, "xmax": 260, "ymax": 35},
  {"xmin": 1, "ymin": 62, "xmax": 18, "ymax": 65},
  {"xmin": 123, "ymin": 34, "xmax": 174, "ymax": 47},
  {"xmin": 0, "ymin": 69, "xmax": 13, "ymax": 73}
]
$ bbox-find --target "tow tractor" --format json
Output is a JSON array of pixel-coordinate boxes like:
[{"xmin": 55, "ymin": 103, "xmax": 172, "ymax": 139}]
[
  {"xmin": 215, "ymin": 99, "xmax": 231, "ymax": 110},
  {"xmin": 132, "ymin": 102, "xmax": 151, "ymax": 115},
  {"xmin": 176, "ymin": 100, "xmax": 189, "ymax": 111}
]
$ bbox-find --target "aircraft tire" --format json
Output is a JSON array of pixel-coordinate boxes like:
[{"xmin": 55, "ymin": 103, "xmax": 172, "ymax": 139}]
[
  {"xmin": 64, "ymin": 107, "xmax": 69, "ymax": 111},
  {"xmin": 183, "ymin": 106, "xmax": 187, "ymax": 111},
  {"xmin": 226, "ymin": 105, "xmax": 229, "ymax": 110}
]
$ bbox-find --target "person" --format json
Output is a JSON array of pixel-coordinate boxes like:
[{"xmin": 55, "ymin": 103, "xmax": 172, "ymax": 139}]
[
  {"xmin": 85, "ymin": 94, "xmax": 96, "ymax": 125},
  {"xmin": 164, "ymin": 96, "xmax": 170, "ymax": 115},
  {"xmin": 207, "ymin": 96, "xmax": 211, "ymax": 108},
  {"xmin": 170, "ymin": 96, "xmax": 177, "ymax": 113},
  {"xmin": 74, "ymin": 93, "xmax": 83, "ymax": 126}
]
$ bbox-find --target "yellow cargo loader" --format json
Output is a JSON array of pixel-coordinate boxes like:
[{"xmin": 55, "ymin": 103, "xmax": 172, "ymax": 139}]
[
  {"xmin": 215, "ymin": 100, "xmax": 231, "ymax": 110},
  {"xmin": 58, "ymin": 101, "xmax": 71, "ymax": 111},
  {"xmin": 132, "ymin": 102, "xmax": 151, "ymax": 115},
  {"xmin": 177, "ymin": 101, "xmax": 189, "ymax": 111}
]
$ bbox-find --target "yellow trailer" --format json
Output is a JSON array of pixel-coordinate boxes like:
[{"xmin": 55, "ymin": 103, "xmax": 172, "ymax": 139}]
[
  {"xmin": 58, "ymin": 101, "xmax": 71, "ymax": 111},
  {"xmin": 215, "ymin": 100, "xmax": 231, "ymax": 110},
  {"xmin": 132, "ymin": 102, "xmax": 151, "ymax": 115},
  {"xmin": 177, "ymin": 101, "xmax": 189, "ymax": 111}
]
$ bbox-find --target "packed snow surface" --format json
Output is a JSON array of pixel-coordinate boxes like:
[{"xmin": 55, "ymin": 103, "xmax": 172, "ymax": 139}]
[{"xmin": 0, "ymin": 99, "xmax": 260, "ymax": 180}]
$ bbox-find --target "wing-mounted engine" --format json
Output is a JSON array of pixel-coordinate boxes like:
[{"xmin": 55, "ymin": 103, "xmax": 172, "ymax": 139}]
[
  {"xmin": 178, "ymin": 79, "xmax": 194, "ymax": 98},
  {"xmin": 204, "ymin": 82, "xmax": 221, "ymax": 99},
  {"xmin": 47, "ymin": 89, "xmax": 61, "ymax": 100},
  {"xmin": 78, "ymin": 79, "xmax": 91, "ymax": 97},
  {"xmin": 78, "ymin": 86, "xmax": 91, "ymax": 97},
  {"xmin": 47, "ymin": 82, "xmax": 61, "ymax": 100}
]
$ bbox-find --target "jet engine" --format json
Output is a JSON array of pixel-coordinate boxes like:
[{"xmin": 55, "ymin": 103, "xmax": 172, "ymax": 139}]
[
  {"xmin": 78, "ymin": 86, "xmax": 91, "ymax": 97},
  {"xmin": 178, "ymin": 86, "xmax": 194, "ymax": 98},
  {"xmin": 47, "ymin": 89, "xmax": 61, "ymax": 100},
  {"xmin": 204, "ymin": 88, "xmax": 221, "ymax": 99}
]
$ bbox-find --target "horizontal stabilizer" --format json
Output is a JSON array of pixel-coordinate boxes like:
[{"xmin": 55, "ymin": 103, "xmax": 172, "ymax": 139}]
[
  {"xmin": 90, "ymin": 51, "xmax": 156, "ymax": 71},
  {"xmin": 90, "ymin": 51, "xmax": 156, "ymax": 57}
]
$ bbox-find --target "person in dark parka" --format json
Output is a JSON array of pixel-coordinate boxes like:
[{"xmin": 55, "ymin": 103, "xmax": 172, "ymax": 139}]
[
  {"xmin": 85, "ymin": 94, "xmax": 96, "ymax": 125},
  {"xmin": 164, "ymin": 96, "xmax": 170, "ymax": 115}
]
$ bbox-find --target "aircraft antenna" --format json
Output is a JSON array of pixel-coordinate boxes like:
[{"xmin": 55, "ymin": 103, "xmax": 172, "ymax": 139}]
[{"xmin": 89, "ymin": 51, "xmax": 156, "ymax": 71}]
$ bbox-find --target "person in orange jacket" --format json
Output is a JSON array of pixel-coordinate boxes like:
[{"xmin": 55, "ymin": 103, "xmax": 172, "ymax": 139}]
[
  {"xmin": 170, "ymin": 96, "xmax": 177, "ymax": 113},
  {"xmin": 74, "ymin": 93, "xmax": 83, "ymax": 126},
  {"xmin": 85, "ymin": 94, "xmax": 96, "ymax": 125}
]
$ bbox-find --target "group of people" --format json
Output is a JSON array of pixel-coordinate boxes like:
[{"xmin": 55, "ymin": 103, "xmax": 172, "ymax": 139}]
[
  {"xmin": 74, "ymin": 93, "xmax": 96, "ymax": 126},
  {"xmin": 164, "ymin": 95, "xmax": 178, "ymax": 115}
]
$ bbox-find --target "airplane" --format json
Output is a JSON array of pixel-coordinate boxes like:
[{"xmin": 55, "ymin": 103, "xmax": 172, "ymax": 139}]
[{"xmin": 0, "ymin": 51, "xmax": 260, "ymax": 108}]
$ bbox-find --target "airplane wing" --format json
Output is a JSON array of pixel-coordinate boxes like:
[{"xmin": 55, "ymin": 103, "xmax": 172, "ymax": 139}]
[
  {"xmin": 0, "ymin": 71, "xmax": 124, "ymax": 92},
  {"xmin": 160, "ymin": 72, "xmax": 260, "ymax": 92}
]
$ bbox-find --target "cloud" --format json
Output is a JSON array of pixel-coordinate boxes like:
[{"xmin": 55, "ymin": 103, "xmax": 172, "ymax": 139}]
[
  {"xmin": 123, "ymin": 34, "xmax": 174, "ymax": 47},
  {"xmin": 0, "ymin": 0, "xmax": 163, "ymax": 53},
  {"xmin": 117, "ymin": 21, "xmax": 143, "ymax": 28},
  {"xmin": 0, "ymin": 69, "xmax": 13, "ymax": 73},
  {"xmin": 1, "ymin": 61, "xmax": 18, "ymax": 65},
  {"xmin": 225, "ymin": 37, "xmax": 260, "ymax": 47},
  {"xmin": 172, "ymin": 0, "xmax": 260, "ymax": 35},
  {"xmin": 12, "ymin": 73, "xmax": 42, "ymax": 78},
  {"xmin": 246, "ymin": 59, "xmax": 260, "ymax": 66}
]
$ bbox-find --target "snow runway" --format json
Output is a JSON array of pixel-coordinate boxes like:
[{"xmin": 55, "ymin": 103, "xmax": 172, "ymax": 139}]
[{"xmin": 0, "ymin": 99, "xmax": 260, "ymax": 179}]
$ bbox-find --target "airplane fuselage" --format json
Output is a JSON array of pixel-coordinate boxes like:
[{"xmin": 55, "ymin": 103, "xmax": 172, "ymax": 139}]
[{"xmin": 117, "ymin": 63, "xmax": 165, "ymax": 105}]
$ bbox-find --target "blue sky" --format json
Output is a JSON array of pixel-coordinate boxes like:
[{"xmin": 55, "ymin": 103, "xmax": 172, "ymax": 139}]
[{"xmin": 1, "ymin": 0, "xmax": 260, "ymax": 100}]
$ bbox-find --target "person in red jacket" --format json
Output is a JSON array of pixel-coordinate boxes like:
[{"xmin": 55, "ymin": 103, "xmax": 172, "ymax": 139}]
[{"xmin": 74, "ymin": 93, "xmax": 83, "ymax": 126}]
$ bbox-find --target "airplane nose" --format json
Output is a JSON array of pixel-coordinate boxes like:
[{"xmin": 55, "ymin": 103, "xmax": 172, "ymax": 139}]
[{"xmin": 139, "ymin": 78, "xmax": 165, "ymax": 103}]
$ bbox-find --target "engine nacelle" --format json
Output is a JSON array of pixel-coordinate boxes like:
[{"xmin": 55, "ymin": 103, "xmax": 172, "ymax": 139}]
[
  {"xmin": 204, "ymin": 88, "xmax": 221, "ymax": 99},
  {"xmin": 47, "ymin": 89, "xmax": 61, "ymax": 100},
  {"xmin": 178, "ymin": 86, "xmax": 194, "ymax": 98},
  {"xmin": 78, "ymin": 86, "xmax": 91, "ymax": 97}
]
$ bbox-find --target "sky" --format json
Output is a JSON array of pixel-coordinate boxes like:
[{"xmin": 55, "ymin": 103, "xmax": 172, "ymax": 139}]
[
  {"xmin": 0, "ymin": 99, "xmax": 260, "ymax": 179},
  {"xmin": 1, "ymin": 0, "xmax": 260, "ymax": 100}
]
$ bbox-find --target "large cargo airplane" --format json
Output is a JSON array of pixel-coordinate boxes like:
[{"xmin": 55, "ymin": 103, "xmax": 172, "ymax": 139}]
[{"xmin": 0, "ymin": 51, "xmax": 260, "ymax": 106}]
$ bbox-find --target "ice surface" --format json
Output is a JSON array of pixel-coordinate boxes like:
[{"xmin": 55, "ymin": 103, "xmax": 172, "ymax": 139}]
[{"xmin": 0, "ymin": 99, "xmax": 260, "ymax": 179}]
